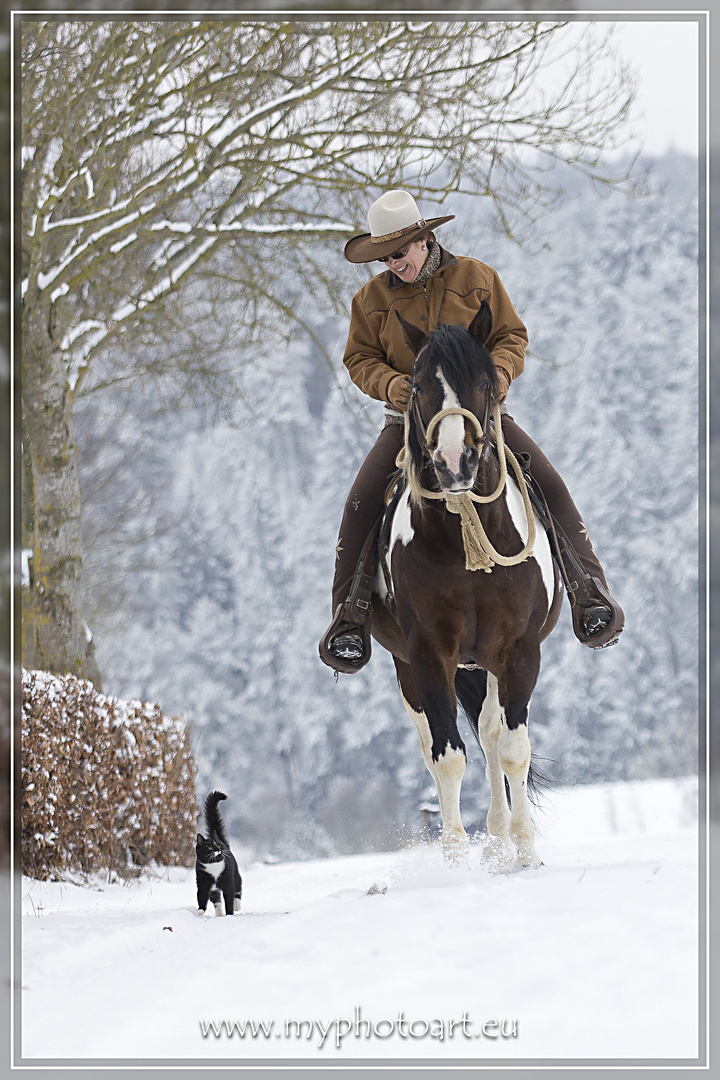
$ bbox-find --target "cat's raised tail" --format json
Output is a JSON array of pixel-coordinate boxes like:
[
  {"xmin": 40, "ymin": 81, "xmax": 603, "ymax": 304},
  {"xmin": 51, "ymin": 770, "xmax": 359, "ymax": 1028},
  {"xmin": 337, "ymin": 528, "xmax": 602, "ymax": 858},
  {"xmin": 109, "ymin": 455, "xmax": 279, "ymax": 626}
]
[{"xmin": 204, "ymin": 790, "xmax": 230, "ymax": 847}]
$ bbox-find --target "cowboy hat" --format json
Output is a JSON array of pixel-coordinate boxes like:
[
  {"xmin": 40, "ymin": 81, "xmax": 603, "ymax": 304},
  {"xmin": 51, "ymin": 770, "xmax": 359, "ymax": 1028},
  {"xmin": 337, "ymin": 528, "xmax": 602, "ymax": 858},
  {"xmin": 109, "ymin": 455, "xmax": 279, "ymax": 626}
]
[{"xmin": 344, "ymin": 190, "xmax": 454, "ymax": 264}]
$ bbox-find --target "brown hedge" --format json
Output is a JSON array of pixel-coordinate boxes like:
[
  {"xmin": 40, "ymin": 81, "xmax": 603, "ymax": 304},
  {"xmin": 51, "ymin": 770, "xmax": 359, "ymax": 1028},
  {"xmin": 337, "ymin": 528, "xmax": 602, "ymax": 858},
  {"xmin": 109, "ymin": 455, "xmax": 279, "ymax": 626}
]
[{"xmin": 22, "ymin": 669, "xmax": 198, "ymax": 880}]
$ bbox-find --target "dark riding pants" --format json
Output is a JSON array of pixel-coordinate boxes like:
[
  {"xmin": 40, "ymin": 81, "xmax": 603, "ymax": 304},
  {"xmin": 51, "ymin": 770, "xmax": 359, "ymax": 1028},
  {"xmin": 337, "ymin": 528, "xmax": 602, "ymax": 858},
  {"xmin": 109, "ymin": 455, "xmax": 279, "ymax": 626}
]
[{"xmin": 331, "ymin": 414, "xmax": 608, "ymax": 613}]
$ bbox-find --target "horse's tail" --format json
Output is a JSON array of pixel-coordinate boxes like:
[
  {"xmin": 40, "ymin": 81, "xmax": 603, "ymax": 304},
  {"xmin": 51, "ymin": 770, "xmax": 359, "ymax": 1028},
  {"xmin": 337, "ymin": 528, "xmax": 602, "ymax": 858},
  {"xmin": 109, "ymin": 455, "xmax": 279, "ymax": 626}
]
[
  {"xmin": 525, "ymin": 760, "xmax": 557, "ymax": 806},
  {"xmin": 454, "ymin": 667, "xmax": 487, "ymax": 748},
  {"xmin": 454, "ymin": 668, "xmax": 555, "ymax": 808}
]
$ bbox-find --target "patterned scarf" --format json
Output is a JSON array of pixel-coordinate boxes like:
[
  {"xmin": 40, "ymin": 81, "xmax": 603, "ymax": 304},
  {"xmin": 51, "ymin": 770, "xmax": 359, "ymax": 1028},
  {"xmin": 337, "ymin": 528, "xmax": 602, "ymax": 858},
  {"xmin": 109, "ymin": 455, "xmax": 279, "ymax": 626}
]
[{"xmin": 413, "ymin": 239, "xmax": 442, "ymax": 286}]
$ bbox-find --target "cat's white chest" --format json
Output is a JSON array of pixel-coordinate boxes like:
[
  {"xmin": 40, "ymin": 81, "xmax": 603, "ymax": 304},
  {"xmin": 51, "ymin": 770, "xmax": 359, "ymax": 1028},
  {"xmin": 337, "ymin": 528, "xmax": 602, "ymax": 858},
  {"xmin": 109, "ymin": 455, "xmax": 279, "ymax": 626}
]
[{"xmin": 201, "ymin": 859, "xmax": 225, "ymax": 879}]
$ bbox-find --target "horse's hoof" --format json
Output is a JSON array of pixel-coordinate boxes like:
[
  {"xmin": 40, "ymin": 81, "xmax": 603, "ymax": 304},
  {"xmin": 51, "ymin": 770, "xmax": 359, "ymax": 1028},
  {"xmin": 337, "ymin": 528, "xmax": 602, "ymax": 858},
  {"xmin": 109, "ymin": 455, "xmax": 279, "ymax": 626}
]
[
  {"xmin": 511, "ymin": 859, "xmax": 543, "ymax": 873},
  {"xmin": 441, "ymin": 830, "xmax": 469, "ymax": 866},
  {"xmin": 513, "ymin": 849, "xmax": 543, "ymax": 871},
  {"xmin": 482, "ymin": 834, "xmax": 516, "ymax": 874}
]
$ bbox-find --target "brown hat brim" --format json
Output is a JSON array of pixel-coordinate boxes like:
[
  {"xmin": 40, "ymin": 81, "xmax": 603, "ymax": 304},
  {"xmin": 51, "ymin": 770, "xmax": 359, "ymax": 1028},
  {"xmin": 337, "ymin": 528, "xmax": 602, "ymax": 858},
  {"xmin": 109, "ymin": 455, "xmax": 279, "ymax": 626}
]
[{"xmin": 343, "ymin": 215, "xmax": 455, "ymax": 264}]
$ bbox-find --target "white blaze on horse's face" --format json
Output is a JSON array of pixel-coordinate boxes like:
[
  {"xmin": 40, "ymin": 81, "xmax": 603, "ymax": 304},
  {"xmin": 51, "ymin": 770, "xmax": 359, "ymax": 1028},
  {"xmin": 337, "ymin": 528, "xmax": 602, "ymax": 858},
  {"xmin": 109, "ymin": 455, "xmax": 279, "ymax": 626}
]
[{"xmin": 432, "ymin": 369, "xmax": 478, "ymax": 492}]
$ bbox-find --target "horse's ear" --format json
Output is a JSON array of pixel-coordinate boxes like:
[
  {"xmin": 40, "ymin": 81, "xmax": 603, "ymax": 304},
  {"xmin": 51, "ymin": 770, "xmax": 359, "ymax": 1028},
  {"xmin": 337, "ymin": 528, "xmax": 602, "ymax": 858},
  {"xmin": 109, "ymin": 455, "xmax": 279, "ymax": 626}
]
[
  {"xmin": 468, "ymin": 300, "xmax": 493, "ymax": 346},
  {"xmin": 395, "ymin": 310, "xmax": 428, "ymax": 357}
]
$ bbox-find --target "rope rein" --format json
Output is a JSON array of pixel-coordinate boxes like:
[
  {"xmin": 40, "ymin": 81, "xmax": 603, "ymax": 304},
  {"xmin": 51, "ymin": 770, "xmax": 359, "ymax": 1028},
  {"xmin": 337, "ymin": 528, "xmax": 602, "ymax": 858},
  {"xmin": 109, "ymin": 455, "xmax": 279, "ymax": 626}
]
[{"xmin": 396, "ymin": 401, "xmax": 536, "ymax": 573}]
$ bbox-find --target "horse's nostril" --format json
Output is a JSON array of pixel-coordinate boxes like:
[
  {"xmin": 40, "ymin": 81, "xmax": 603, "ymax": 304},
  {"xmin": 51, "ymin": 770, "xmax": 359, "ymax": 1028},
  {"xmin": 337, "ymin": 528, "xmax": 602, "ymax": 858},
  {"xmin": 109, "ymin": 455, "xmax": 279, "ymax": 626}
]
[{"xmin": 462, "ymin": 445, "xmax": 479, "ymax": 473}]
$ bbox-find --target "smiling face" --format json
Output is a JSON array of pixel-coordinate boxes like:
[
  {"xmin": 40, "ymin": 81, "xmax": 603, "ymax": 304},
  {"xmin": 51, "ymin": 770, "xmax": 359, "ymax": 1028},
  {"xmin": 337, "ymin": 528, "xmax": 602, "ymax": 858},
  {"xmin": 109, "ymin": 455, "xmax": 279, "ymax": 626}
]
[{"xmin": 380, "ymin": 239, "xmax": 429, "ymax": 282}]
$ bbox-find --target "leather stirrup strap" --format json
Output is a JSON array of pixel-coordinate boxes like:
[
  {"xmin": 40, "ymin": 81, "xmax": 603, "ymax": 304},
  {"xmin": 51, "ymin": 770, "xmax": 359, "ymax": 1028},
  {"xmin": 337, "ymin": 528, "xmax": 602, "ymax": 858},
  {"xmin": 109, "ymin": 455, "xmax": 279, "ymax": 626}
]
[
  {"xmin": 511, "ymin": 452, "xmax": 591, "ymax": 607},
  {"xmin": 341, "ymin": 517, "xmax": 382, "ymax": 626}
]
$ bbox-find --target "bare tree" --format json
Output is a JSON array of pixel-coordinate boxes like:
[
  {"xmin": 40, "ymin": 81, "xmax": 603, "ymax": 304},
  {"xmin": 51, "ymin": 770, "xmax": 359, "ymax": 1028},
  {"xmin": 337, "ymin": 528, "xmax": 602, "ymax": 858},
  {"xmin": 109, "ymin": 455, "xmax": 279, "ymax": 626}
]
[{"xmin": 21, "ymin": 18, "xmax": 637, "ymax": 682}]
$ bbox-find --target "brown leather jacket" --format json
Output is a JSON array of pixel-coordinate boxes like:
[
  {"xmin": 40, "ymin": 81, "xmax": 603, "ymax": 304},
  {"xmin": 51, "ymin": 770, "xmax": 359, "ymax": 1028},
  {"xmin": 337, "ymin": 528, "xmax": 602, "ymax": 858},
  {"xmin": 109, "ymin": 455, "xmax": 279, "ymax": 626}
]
[{"xmin": 342, "ymin": 246, "xmax": 528, "ymax": 405}]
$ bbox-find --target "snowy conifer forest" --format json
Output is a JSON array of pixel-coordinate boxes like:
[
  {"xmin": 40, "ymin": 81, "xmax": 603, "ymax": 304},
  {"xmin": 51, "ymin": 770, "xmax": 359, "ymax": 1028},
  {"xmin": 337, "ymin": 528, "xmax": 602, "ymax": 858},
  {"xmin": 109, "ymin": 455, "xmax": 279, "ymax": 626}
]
[{"xmin": 74, "ymin": 150, "xmax": 699, "ymax": 858}]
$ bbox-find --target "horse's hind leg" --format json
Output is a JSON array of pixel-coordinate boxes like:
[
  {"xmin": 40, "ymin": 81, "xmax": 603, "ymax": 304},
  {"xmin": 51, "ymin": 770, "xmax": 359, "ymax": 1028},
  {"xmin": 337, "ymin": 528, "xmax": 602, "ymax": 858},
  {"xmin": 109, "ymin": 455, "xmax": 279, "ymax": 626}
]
[
  {"xmin": 474, "ymin": 673, "xmax": 514, "ymax": 864},
  {"xmin": 497, "ymin": 643, "xmax": 542, "ymax": 869}
]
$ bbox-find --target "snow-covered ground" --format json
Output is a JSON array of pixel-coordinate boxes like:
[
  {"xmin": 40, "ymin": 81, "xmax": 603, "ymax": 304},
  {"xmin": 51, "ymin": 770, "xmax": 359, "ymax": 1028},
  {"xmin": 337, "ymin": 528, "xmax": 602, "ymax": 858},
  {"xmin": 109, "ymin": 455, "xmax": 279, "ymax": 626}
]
[{"xmin": 20, "ymin": 776, "xmax": 700, "ymax": 1064}]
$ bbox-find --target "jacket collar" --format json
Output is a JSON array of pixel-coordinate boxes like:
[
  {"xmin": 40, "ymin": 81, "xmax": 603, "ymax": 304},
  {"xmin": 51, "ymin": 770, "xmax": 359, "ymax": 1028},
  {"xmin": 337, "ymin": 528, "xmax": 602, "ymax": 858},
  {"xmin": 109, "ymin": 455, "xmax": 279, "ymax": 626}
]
[{"xmin": 386, "ymin": 244, "xmax": 458, "ymax": 290}]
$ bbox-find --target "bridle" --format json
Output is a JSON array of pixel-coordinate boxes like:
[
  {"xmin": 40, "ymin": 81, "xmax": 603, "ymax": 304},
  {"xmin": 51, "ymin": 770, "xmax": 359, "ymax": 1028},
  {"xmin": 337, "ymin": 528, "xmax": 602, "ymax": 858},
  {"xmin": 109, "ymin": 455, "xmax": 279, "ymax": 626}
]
[
  {"xmin": 409, "ymin": 353, "xmax": 501, "ymax": 504},
  {"xmin": 403, "ymin": 352, "xmax": 537, "ymax": 570}
]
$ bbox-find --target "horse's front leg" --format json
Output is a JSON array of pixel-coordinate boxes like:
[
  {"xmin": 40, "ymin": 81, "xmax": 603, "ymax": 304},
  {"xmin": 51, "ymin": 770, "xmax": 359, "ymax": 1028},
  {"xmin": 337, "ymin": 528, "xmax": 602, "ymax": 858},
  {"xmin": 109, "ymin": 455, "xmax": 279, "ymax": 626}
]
[
  {"xmin": 496, "ymin": 640, "xmax": 542, "ymax": 869},
  {"xmin": 406, "ymin": 636, "xmax": 468, "ymax": 859},
  {"xmin": 393, "ymin": 657, "xmax": 440, "ymax": 796}
]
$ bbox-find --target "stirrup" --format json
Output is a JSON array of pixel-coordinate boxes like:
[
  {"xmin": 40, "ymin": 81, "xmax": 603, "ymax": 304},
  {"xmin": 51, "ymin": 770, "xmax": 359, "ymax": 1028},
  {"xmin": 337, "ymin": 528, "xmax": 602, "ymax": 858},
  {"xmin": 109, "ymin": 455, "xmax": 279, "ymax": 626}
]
[
  {"xmin": 570, "ymin": 578, "xmax": 625, "ymax": 649},
  {"xmin": 319, "ymin": 604, "xmax": 372, "ymax": 674}
]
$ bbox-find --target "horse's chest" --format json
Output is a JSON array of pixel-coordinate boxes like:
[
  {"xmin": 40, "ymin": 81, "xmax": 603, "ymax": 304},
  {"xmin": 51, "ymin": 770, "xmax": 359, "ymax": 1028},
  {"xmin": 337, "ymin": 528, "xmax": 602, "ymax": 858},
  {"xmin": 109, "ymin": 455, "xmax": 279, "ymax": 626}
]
[{"xmin": 386, "ymin": 480, "xmax": 554, "ymax": 617}]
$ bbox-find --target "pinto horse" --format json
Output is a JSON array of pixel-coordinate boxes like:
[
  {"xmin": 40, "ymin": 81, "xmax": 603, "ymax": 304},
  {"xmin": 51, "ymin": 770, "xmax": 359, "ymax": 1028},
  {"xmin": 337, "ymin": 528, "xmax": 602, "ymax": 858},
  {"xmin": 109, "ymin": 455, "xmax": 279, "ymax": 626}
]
[{"xmin": 371, "ymin": 301, "xmax": 562, "ymax": 868}]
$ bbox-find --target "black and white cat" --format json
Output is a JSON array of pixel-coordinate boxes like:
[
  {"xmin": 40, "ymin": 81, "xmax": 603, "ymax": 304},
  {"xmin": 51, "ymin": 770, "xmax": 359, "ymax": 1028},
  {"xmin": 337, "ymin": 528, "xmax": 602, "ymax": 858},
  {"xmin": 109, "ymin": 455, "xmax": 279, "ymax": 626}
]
[{"xmin": 195, "ymin": 790, "xmax": 242, "ymax": 916}]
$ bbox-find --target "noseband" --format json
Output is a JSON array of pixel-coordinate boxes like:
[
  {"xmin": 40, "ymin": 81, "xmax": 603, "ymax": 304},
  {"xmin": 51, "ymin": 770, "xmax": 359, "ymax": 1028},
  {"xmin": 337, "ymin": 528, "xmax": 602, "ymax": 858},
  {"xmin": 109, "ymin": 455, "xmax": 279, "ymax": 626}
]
[
  {"xmin": 413, "ymin": 400, "xmax": 488, "ymax": 455},
  {"xmin": 410, "ymin": 390, "xmax": 505, "ymax": 505},
  {"xmin": 425, "ymin": 402, "xmax": 489, "ymax": 446},
  {"xmin": 401, "ymin": 364, "xmax": 537, "ymax": 570}
]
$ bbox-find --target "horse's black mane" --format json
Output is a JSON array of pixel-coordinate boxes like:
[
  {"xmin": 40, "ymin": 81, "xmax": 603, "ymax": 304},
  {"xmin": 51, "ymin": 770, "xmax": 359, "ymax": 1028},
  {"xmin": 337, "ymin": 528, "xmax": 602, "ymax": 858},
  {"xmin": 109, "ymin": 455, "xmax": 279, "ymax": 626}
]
[{"xmin": 407, "ymin": 324, "xmax": 498, "ymax": 479}]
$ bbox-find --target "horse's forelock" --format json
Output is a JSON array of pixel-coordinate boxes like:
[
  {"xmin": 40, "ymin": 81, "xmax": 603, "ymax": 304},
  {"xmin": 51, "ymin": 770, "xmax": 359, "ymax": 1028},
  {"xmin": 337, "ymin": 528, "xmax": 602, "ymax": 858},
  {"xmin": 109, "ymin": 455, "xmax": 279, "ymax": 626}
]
[
  {"xmin": 422, "ymin": 324, "xmax": 498, "ymax": 403},
  {"xmin": 403, "ymin": 323, "xmax": 497, "ymax": 503}
]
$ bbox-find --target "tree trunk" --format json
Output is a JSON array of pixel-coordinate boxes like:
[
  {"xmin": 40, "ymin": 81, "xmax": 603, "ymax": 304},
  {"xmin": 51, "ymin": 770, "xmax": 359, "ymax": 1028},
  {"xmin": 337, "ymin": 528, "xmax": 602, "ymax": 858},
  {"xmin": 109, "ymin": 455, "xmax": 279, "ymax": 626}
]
[{"xmin": 22, "ymin": 305, "xmax": 101, "ymax": 688}]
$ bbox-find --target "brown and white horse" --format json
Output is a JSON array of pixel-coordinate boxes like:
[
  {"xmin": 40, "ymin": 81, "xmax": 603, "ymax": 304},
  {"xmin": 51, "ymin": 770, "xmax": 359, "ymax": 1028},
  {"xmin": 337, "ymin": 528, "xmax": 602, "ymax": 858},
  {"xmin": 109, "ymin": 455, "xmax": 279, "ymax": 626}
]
[{"xmin": 371, "ymin": 301, "xmax": 562, "ymax": 868}]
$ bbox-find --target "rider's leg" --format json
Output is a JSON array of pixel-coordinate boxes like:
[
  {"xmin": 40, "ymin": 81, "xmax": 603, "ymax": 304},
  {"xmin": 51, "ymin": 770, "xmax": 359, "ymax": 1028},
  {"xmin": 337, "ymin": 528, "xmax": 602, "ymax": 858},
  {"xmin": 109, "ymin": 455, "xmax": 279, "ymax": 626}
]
[
  {"xmin": 319, "ymin": 421, "xmax": 404, "ymax": 672},
  {"xmin": 500, "ymin": 414, "xmax": 624, "ymax": 648}
]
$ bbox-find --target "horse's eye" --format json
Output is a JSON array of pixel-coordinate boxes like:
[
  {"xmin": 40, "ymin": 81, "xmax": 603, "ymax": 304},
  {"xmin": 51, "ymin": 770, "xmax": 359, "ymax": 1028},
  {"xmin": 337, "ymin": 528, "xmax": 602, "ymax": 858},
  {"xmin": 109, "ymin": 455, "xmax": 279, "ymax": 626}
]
[
  {"xmin": 413, "ymin": 384, "xmax": 424, "ymax": 396},
  {"xmin": 477, "ymin": 379, "xmax": 489, "ymax": 392}
]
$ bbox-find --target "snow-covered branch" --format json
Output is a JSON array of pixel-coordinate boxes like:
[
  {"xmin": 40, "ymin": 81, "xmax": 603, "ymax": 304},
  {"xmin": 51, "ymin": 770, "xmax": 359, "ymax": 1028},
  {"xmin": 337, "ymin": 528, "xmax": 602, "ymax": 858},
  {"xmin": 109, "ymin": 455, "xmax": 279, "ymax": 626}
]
[{"xmin": 22, "ymin": 19, "xmax": 639, "ymax": 377}]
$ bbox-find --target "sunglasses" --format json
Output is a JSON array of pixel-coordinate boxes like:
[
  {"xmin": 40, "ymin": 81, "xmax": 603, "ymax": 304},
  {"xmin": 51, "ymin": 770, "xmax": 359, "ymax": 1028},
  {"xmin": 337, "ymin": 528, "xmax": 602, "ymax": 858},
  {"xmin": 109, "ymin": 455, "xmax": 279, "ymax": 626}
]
[{"xmin": 378, "ymin": 242, "xmax": 414, "ymax": 265}]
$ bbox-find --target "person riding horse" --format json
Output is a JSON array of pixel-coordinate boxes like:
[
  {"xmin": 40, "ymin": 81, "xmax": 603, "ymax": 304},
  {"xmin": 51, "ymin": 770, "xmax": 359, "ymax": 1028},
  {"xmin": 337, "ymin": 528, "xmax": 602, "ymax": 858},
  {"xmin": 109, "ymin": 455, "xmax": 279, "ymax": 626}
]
[{"xmin": 319, "ymin": 190, "xmax": 624, "ymax": 673}]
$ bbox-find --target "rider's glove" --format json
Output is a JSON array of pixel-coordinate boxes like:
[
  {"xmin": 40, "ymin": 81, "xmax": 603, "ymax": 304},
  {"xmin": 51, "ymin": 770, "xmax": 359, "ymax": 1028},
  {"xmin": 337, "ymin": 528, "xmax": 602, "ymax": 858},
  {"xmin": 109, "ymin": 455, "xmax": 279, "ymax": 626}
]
[
  {"xmin": 494, "ymin": 366, "xmax": 511, "ymax": 403},
  {"xmin": 387, "ymin": 374, "xmax": 413, "ymax": 412}
]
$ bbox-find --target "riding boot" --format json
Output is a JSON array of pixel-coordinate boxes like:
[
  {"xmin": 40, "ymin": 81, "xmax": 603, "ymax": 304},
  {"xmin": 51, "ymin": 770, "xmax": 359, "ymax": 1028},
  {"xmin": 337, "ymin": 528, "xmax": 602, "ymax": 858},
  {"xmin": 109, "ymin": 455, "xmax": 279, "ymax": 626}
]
[
  {"xmin": 501, "ymin": 415, "xmax": 625, "ymax": 650},
  {"xmin": 319, "ymin": 420, "xmax": 404, "ymax": 674},
  {"xmin": 318, "ymin": 546, "xmax": 377, "ymax": 674},
  {"xmin": 549, "ymin": 515, "xmax": 625, "ymax": 649}
]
